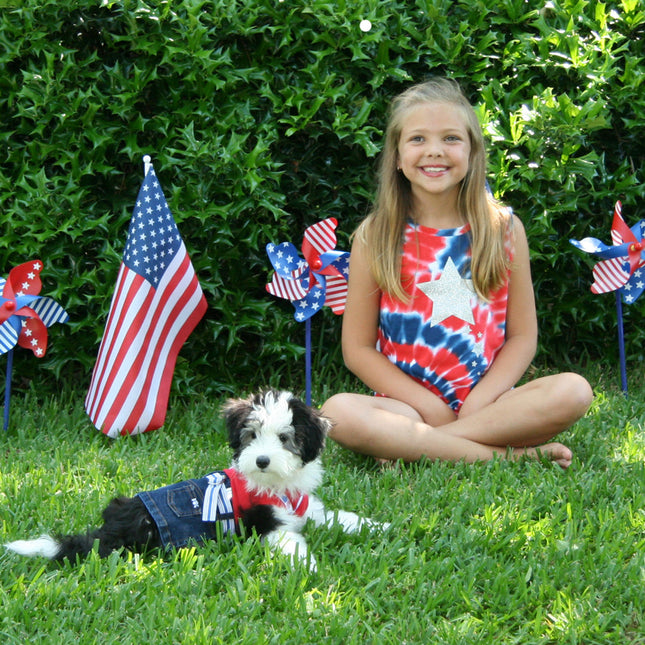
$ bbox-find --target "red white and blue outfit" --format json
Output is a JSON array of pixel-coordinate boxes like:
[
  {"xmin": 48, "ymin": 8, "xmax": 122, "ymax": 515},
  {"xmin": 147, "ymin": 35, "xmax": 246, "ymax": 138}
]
[
  {"xmin": 137, "ymin": 469, "xmax": 309, "ymax": 549},
  {"xmin": 377, "ymin": 221, "xmax": 512, "ymax": 412}
]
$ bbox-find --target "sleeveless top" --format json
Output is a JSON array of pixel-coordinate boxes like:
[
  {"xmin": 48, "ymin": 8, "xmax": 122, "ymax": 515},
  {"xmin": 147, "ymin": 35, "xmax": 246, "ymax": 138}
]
[{"xmin": 377, "ymin": 222, "xmax": 511, "ymax": 411}]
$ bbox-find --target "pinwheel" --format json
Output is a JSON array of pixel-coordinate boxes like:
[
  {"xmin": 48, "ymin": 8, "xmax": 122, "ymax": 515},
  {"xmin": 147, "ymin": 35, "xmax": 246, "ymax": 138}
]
[
  {"xmin": 266, "ymin": 218, "xmax": 350, "ymax": 404},
  {"xmin": 570, "ymin": 201, "xmax": 645, "ymax": 393},
  {"xmin": 1, "ymin": 260, "xmax": 69, "ymax": 430}
]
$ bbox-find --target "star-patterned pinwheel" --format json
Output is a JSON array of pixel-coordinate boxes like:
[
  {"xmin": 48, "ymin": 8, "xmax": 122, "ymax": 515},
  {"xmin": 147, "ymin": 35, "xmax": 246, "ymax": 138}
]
[
  {"xmin": 266, "ymin": 218, "xmax": 350, "ymax": 404},
  {"xmin": 1, "ymin": 260, "xmax": 69, "ymax": 430},
  {"xmin": 570, "ymin": 201, "xmax": 645, "ymax": 303},
  {"xmin": 266, "ymin": 217, "xmax": 350, "ymax": 322},
  {"xmin": 570, "ymin": 201, "xmax": 645, "ymax": 394}
]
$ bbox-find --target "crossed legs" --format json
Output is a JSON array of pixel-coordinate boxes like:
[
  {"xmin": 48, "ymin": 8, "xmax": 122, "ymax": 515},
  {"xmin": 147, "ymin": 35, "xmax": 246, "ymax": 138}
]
[{"xmin": 322, "ymin": 373, "xmax": 593, "ymax": 468}]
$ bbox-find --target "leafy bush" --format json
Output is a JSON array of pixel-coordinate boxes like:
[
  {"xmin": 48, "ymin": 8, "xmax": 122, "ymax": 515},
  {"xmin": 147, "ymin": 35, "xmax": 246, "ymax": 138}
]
[{"xmin": 1, "ymin": 0, "xmax": 644, "ymax": 396}]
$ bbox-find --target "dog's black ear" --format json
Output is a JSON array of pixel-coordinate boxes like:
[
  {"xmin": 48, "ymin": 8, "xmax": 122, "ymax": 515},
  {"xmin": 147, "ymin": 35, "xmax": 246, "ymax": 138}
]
[
  {"xmin": 221, "ymin": 397, "xmax": 254, "ymax": 451},
  {"xmin": 288, "ymin": 395, "xmax": 329, "ymax": 463}
]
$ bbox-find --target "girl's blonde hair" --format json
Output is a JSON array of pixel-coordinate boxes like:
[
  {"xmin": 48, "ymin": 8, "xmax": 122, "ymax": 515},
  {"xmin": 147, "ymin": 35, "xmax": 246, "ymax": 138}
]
[{"xmin": 356, "ymin": 77, "xmax": 511, "ymax": 302}]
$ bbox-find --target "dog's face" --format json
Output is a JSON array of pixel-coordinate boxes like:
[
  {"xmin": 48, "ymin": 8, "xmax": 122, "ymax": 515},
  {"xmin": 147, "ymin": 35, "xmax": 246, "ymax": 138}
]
[{"xmin": 222, "ymin": 390, "xmax": 330, "ymax": 495}]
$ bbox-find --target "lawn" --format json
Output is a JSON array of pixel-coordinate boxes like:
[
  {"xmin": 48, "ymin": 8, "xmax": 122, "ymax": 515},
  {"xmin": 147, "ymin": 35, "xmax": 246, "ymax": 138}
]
[{"xmin": 1, "ymin": 367, "xmax": 644, "ymax": 644}]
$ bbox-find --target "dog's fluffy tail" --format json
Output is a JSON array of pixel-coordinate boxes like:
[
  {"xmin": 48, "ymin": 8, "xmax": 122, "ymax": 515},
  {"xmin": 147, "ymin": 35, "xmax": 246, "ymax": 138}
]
[
  {"xmin": 5, "ymin": 535, "xmax": 63, "ymax": 560},
  {"xmin": 5, "ymin": 532, "xmax": 102, "ymax": 562}
]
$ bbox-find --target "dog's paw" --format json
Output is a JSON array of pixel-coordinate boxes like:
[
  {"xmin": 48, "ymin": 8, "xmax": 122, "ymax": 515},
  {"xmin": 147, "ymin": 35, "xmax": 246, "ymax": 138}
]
[
  {"xmin": 333, "ymin": 510, "xmax": 390, "ymax": 534},
  {"xmin": 364, "ymin": 519, "xmax": 391, "ymax": 532},
  {"xmin": 265, "ymin": 530, "xmax": 316, "ymax": 572}
]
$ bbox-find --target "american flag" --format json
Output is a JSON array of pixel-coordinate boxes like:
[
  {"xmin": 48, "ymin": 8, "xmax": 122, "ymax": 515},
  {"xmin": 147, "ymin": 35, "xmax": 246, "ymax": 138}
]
[{"xmin": 85, "ymin": 159, "xmax": 207, "ymax": 437}]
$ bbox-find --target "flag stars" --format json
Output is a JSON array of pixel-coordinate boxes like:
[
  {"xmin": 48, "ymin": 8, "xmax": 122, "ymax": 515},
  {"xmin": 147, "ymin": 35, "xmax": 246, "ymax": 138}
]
[{"xmin": 122, "ymin": 169, "xmax": 183, "ymax": 286}]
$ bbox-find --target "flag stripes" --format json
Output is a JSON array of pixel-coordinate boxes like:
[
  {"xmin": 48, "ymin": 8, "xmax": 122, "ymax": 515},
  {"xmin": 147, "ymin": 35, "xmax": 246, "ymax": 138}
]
[
  {"xmin": 0, "ymin": 323, "xmax": 18, "ymax": 354},
  {"xmin": 324, "ymin": 273, "xmax": 349, "ymax": 313},
  {"xmin": 30, "ymin": 297, "xmax": 70, "ymax": 327},
  {"xmin": 265, "ymin": 262, "xmax": 309, "ymax": 301},
  {"xmin": 591, "ymin": 259, "xmax": 630, "ymax": 294}
]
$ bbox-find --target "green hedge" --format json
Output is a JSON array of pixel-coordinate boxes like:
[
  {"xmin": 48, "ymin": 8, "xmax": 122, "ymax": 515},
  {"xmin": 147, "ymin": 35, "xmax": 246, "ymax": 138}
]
[{"xmin": 1, "ymin": 0, "xmax": 644, "ymax": 396}]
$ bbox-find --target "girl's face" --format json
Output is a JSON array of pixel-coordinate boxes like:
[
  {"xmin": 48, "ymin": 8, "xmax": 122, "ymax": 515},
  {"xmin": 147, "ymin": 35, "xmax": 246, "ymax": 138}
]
[{"xmin": 397, "ymin": 101, "xmax": 471, "ymax": 210}]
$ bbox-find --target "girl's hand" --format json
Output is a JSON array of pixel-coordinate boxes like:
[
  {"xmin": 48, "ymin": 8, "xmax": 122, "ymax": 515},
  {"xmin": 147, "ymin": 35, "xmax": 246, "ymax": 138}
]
[
  {"xmin": 458, "ymin": 388, "xmax": 496, "ymax": 419},
  {"xmin": 417, "ymin": 395, "xmax": 458, "ymax": 426}
]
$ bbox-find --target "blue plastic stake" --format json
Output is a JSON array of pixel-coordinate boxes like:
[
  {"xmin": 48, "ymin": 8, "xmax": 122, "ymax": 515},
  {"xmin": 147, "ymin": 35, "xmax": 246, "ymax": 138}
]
[
  {"xmin": 3, "ymin": 348, "xmax": 13, "ymax": 431},
  {"xmin": 305, "ymin": 318, "xmax": 312, "ymax": 406},
  {"xmin": 615, "ymin": 291, "xmax": 628, "ymax": 396}
]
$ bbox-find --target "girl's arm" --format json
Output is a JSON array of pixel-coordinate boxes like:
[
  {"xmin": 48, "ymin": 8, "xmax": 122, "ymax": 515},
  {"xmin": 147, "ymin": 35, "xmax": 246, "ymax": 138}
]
[
  {"xmin": 341, "ymin": 234, "xmax": 457, "ymax": 426},
  {"xmin": 459, "ymin": 215, "xmax": 537, "ymax": 417}
]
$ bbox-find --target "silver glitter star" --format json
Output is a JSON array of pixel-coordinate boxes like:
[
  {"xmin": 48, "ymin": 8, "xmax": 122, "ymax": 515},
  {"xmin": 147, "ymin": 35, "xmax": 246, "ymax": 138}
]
[{"xmin": 417, "ymin": 256, "xmax": 475, "ymax": 325}]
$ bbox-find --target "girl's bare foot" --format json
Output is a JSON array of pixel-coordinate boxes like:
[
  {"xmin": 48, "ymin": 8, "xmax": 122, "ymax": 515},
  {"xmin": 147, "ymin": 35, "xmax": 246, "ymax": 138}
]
[{"xmin": 517, "ymin": 442, "xmax": 573, "ymax": 469}]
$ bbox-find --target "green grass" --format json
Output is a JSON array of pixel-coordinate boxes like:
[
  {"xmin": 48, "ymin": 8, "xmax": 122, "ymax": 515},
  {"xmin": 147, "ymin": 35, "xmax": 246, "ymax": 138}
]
[{"xmin": 1, "ymin": 367, "xmax": 645, "ymax": 644}]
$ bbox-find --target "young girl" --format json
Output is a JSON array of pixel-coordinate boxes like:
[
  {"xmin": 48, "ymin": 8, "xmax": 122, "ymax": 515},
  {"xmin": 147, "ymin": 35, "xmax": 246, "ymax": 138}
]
[{"xmin": 322, "ymin": 78, "xmax": 593, "ymax": 468}]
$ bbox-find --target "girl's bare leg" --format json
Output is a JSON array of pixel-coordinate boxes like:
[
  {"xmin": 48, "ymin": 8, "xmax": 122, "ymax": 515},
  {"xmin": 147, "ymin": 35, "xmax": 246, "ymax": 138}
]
[
  {"xmin": 322, "ymin": 373, "xmax": 591, "ymax": 468},
  {"xmin": 447, "ymin": 373, "xmax": 592, "ymax": 447},
  {"xmin": 322, "ymin": 394, "xmax": 513, "ymax": 462}
]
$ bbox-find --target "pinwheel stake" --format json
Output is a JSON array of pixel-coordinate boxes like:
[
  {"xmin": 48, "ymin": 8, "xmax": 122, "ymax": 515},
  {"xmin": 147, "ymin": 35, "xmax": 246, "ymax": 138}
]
[
  {"xmin": 0, "ymin": 260, "xmax": 69, "ymax": 430},
  {"xmin": 266, "ymin": 218, "xmax": 350, "ymax": 405},
  {"xmin": 570, "ymin": 201, "xmax": 645, "ymax": 395}
]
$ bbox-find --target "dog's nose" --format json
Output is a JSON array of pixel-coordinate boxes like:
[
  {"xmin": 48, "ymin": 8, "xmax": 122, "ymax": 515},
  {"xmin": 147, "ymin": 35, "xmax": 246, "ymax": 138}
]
[{"xmin": 256, "ymin": 455, "xmax": 270, "ymax": 470}]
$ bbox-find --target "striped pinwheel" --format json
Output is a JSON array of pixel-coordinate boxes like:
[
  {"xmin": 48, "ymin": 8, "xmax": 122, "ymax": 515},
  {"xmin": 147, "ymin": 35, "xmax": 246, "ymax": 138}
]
[
  {"xmin": 570, "ymin": 201, "xmax": 645, "ymax": 303},
  {"xmin": 570, "ymin": 201, "xmax": 645, "ymax": 394},
  {"xmin": 1, "ymin": 259, "xmax": 69, "ymax": 429},
  {"xmin": 266, "ymin": 218, "xmax": 350, "ymax": 403},
  {"xmin": 266, "ymin": 217, "xmax": 350, "ymax": 321}
]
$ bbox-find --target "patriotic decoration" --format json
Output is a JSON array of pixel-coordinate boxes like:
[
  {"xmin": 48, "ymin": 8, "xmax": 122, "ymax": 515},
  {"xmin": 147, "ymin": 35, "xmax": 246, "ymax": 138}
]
[
  {"xmin": 570, "ymin": 200, "xmax": 645, "ymax": 393},
  {"xmin": 570, "ymin": 201, "xmax": 645, "ymax": 301},
  {"xmin": 266, "ymin": 217, "xmax": 350, "ymax": 321},
  {"xmin": 266, "ymin": 218, "xmax": 350, "ymax": 403},
  {"xmin": 85, "ymin": 156, "xmax": 207, "ymax": 437},
  {"xmin": 1, "ymin": 260, "xmax": 69, "ymax": 430}
]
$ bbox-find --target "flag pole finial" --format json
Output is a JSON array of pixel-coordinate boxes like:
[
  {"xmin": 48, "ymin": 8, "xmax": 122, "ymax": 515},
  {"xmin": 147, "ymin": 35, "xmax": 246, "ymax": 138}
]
[{"xmin": 143, "ymin": 155, "xmax": 152, "ymax": 176}]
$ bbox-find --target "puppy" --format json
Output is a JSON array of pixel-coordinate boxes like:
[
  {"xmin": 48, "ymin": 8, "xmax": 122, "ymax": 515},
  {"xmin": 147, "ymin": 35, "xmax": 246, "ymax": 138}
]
[{"xmin": 5, "ymin": 389, "xmax": 386, "ymax": 571}]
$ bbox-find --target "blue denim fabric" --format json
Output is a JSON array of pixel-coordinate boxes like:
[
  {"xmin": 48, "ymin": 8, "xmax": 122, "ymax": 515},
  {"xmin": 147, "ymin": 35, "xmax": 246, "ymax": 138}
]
[{"xmin": 137, "ymin": 473, "xmax": 235, "ymax": 549}]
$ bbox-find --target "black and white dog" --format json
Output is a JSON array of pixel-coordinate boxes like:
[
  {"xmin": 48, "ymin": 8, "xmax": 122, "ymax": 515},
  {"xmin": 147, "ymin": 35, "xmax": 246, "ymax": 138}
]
[{"xmin": 5, "ymin": 389, "xmax": 386, "ymax": 571}]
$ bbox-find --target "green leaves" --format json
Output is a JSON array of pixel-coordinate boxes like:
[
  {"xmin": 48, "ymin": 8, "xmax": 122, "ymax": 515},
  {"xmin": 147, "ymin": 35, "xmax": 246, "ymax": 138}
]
[{"xmin": 0, "ymin": 0, "xmax": 643, "ymax": 394}]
